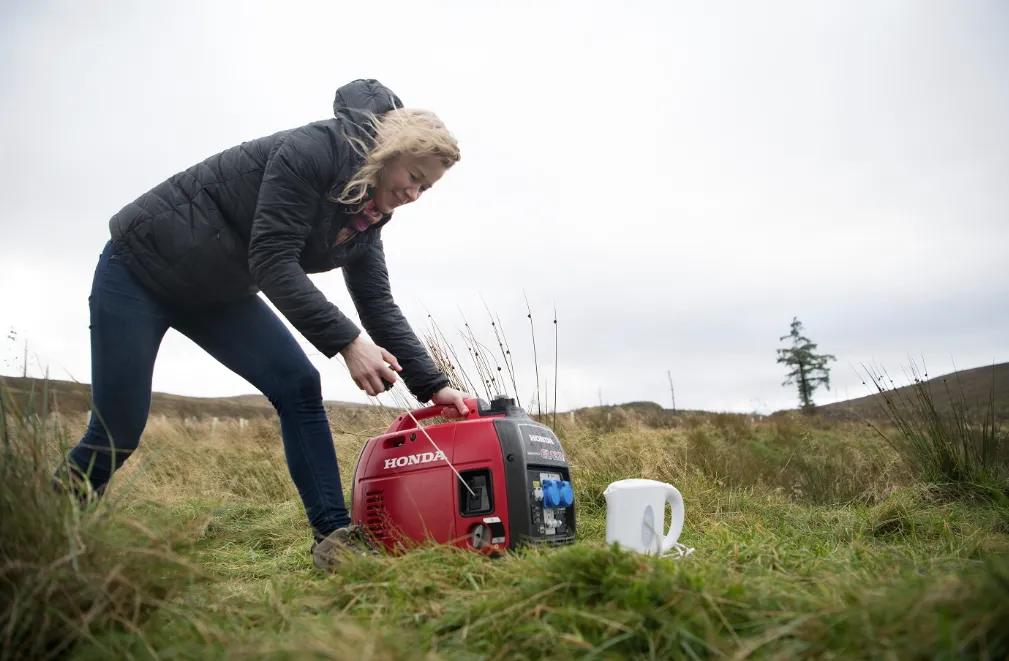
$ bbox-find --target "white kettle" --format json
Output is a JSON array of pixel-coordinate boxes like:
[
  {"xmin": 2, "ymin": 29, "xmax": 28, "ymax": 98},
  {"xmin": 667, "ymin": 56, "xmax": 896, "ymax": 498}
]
[{"xmin": 603, "ymin": 478, "xmax": 684, "ymax": 555}]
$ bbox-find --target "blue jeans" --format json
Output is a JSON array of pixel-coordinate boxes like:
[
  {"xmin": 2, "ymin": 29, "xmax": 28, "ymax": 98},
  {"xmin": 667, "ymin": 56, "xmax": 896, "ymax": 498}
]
[{"xmin": 58, "ymin": 241, "xmax": 350, "ymax": 539}]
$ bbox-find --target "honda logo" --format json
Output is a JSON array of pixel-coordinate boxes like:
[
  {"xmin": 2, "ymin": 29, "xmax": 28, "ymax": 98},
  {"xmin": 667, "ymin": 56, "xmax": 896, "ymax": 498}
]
[{"xmin": 383, "ymin": 450, "xmax": 446, "ymax": 470}]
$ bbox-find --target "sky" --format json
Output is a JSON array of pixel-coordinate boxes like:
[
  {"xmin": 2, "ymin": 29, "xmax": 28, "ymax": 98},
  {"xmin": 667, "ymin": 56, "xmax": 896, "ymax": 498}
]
[{"xmin": 1, "ymin": 0, "xmax": 1007, "ymax": 415}]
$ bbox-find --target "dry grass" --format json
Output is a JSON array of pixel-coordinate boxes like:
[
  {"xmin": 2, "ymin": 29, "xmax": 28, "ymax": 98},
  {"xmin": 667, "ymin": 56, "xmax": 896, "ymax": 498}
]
[
  {"xmin": 859, "ymin": 360, "xmax": 1009, "ymax": 502},
  {"xmin": 4, "ymin": 371, "xmax": 1008, "ymax": 659},
  {"xmin": 38, "ymin": 403, "xmax": 907, "ymax": 514},
  {"xmin": 0, "ymin": 386, "xmax": 203, "ymax": 661}
]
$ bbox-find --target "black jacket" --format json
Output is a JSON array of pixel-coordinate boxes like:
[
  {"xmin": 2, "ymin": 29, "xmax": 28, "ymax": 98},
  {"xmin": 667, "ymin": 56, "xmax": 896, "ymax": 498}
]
[{"xmin": 108, "ymin": 79, "xmax": 449, "ymax": 402}]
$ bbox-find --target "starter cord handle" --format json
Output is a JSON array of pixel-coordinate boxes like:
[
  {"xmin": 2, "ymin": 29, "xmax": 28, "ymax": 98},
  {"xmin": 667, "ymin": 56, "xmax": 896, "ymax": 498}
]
[{"xmin": 385, "ymin": 397, "xmax": 482, "ymax": 434}]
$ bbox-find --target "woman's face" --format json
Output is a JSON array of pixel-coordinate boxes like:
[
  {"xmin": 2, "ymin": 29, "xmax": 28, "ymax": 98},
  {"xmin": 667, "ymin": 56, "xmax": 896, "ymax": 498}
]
[{"xmin": 373, "ymin": 152, "xmax": 447, "ymax": 214}]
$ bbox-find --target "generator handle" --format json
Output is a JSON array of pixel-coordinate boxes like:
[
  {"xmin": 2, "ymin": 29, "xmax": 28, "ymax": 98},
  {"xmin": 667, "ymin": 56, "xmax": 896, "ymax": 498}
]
[{"xmin": 386, "ymin": 397, "xmax": 482, "ymax": 434}]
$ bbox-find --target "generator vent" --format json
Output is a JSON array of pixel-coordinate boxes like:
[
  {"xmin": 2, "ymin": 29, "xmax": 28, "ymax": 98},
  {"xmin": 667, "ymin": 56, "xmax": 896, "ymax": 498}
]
[{"xmin": 364, "ymin": 490, "xmax": 392, "ymax": 542}]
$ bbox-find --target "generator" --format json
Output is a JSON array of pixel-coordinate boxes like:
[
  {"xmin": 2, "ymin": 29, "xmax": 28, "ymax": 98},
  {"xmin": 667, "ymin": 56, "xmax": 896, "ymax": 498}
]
[{"xmin": 350, "ymin": 396, "xmax": 576, "ymax": 554}]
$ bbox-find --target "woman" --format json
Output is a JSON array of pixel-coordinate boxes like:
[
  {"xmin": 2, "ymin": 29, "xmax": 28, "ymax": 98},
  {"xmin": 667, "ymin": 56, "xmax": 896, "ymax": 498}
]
[{"xmin": 55, "ymin": 79, "xmax": 469, "ymax": 571}]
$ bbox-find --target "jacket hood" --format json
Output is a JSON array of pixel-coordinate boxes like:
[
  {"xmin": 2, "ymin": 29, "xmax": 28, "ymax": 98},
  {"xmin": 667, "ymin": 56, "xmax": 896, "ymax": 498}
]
[{"xmin": 333, "ymin": 79, "xmax": 403, "ymax": 117}]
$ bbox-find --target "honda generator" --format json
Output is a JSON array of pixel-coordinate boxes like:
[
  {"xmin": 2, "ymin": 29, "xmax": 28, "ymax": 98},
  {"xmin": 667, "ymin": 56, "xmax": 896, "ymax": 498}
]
[{"xmin": 350, "ymin": 396, "xmax": 576, "ymax": 554}]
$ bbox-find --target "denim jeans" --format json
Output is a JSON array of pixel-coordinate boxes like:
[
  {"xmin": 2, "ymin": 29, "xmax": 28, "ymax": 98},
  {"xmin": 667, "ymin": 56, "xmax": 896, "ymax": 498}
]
[{"xmin": 57, "ymin": 241, "xmax": 350, "ymax": 539}]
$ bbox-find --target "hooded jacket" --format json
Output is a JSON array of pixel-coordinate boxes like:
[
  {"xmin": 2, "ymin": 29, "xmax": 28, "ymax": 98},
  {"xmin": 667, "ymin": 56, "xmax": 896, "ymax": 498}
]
[{"xmin": 108, "ymin": 79, "xmax": 450, "ymax": 402}]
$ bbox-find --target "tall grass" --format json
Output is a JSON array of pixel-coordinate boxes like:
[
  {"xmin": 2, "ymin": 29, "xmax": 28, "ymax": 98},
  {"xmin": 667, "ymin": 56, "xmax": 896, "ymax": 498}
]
[
  {"xmin": 0, "ymin": 380, "xmax": 201, "ymax": 660},
  {"xmin": 85, "ymin": 403, "xmax": 1009, "ymax": 660},
  {"xmin": 7, "ymin": 318, "xmax": 1009, "ymax": 659},
  {"xmin": 524, "ymin": 291, "xmax": 542, "ymax": 417},
  {"xmin": 5, "ymin": 374, "xmax": 1009, "ymax": 659},
  {"xmin": 861, "ymin": 360, "xmax": 1008, "ymax": 501},
  {"xmin": 417, "ymin": 298, "xmax": 557, "ymax": 417}
]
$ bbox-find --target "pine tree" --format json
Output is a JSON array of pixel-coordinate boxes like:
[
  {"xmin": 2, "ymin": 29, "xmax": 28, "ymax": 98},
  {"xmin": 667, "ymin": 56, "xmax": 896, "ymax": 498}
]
[{"xmin": 776, "ymin": 317, "xmax": 836, "ymax": 413}]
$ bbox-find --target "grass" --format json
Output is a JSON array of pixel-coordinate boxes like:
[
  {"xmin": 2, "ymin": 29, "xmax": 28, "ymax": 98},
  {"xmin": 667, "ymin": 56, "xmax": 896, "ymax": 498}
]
[
  {"xmin": 3, "ymin": 373, "xmax": 1009, "ymax": 660},
  {"xmin": 860, "ymin": 360, "xmax": 1009, "ymax": 503},
  {"xmin": 0, "ymin": 379, "xmax": 204, "ymax": 660}
]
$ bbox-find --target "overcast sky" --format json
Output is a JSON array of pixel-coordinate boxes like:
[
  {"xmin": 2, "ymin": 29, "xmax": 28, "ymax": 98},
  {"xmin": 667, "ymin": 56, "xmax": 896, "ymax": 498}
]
[{"xmin": 1, "ymin": 0, "xmax": 1007, "ymax": 415}]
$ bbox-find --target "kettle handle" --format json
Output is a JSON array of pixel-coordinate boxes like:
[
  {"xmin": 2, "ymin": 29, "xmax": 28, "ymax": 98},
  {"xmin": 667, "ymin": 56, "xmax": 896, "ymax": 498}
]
[
  {"xmin": 385, "ymin": 397, "xmax": 481, "ymax": 434},
  {"xmin": 659, "ymin": 484, "xmax": 685, "ymax": 554}
]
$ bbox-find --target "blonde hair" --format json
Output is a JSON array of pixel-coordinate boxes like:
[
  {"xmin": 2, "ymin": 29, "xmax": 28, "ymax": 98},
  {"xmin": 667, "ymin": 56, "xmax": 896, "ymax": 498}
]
[{"xmin": 334, "ymin": 108, "xmax": 460, "ymax": 210}]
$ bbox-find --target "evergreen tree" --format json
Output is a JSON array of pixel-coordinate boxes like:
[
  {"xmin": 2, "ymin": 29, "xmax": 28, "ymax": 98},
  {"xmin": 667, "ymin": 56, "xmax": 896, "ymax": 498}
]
[{"xmin": 776, "ymin": 317, "xmax": 836, "ymax": 413}]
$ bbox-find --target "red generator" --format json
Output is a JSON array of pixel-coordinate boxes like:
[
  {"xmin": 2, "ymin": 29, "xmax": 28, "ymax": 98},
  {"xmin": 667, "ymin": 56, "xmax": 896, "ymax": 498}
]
[{"xmin": 350, "ymin": 396, "xmax": 576, "ymax": 554}]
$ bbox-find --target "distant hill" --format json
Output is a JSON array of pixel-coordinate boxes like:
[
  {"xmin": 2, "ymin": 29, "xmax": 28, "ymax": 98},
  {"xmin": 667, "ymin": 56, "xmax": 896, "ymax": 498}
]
[
  {"xmin": 568, "ymin": 401, "xmax": 667, "ymax": 415},
  {"xmin": 0, "ymin": 375, "xmax": 368, "ymax": 420},
  {"xmin": 815, "ymin": 362, "xmax": 1009, "ymax": 422},
  {"xmin": 6, "ymin": 362, "xmax": 1005, "ymax": 425},
  {"xmin": 566, "ymin": 401, "xmax": 714, "ymax": 416}
]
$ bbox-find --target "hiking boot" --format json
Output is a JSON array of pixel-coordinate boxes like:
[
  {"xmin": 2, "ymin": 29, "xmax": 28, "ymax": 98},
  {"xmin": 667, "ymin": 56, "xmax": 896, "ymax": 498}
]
[
  {"xmin": 312, "ymin": 524, "xmax": 380, "ymax": 572},
  {"xmin": 51, "ymin": 470, "xmax": 107, "ymax": 508}
]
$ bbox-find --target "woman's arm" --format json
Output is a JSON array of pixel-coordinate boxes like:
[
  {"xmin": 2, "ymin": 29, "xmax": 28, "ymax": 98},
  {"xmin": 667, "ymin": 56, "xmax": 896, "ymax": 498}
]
[
  {"xmin": 247, "ymin": 125, "xmax": 362, "ymax": 357},
  {"xmin": 342, "ymin": 239, "xmax": 451, "ymax": 402}
]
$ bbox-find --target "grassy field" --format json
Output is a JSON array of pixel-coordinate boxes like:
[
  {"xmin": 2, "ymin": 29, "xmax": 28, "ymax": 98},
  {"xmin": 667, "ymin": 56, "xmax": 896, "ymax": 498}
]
[{"xmin": 3, "ymin": 379, "xmax": 1008, "ymax": 660}]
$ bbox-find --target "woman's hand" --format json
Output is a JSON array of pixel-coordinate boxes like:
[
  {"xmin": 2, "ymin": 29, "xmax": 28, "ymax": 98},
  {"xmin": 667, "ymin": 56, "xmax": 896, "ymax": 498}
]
[
  {"xmin": 431, "ymin": 387, "xmax": 470, "ymax": 418},
  {"xmin": 340, "ymin": 336, "xmax": 401, "ymax": 396}
]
